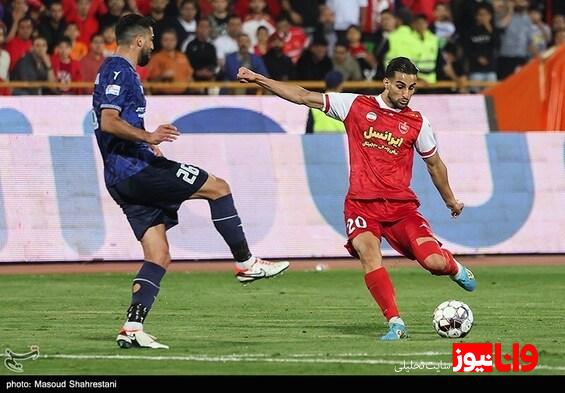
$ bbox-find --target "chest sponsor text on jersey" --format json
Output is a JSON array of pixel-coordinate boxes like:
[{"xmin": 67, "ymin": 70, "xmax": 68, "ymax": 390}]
[{"xmin": 362, "ymin": 127, "xmax": 405, "ymax": 156}]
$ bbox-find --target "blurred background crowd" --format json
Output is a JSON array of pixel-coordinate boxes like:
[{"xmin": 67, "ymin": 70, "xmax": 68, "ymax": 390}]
[{"xmin": 0, "ymin": 0, "xmax": 564, "ymax": 95}]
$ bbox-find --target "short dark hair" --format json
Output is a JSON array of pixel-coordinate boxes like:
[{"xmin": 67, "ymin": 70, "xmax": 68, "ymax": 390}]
[
  {"xmin": 56, "ymin": 36, "xmax": 73, "ymax": 47},
  {"xmin": 385, "ymin": 57, "xmax": 419, "ymax": 78},
  {"xmin": 115, "ymin": 14, "xmax": 154, "ymax": 45}
]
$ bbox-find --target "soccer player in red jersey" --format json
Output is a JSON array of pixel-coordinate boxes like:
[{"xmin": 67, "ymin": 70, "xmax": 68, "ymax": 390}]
[{"xmin": 237, "ymin": 57, "xmax": 476, "ymax": 340}]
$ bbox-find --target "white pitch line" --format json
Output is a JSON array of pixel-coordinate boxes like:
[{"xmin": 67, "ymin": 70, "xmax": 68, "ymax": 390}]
[{"xmin": 38, "ymin": 354, "xmax": 565, "ymax": 371}]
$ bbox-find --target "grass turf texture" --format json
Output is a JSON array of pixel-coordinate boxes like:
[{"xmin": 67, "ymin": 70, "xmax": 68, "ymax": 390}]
[{"xmin": 1, "ymin": 266, "xmax": 564, "ymax": 375}]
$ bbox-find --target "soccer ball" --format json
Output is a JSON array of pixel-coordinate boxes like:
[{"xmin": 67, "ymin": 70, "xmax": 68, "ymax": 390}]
[{"xmin": 432, "ymin": 300, "xmax": 474, "ymax": 338}]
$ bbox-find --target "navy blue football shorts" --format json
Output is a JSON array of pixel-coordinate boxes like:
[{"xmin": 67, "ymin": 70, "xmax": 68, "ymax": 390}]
[{"xmin": 107, "ymin": 158, "xmax": 209, "ymax": 241}]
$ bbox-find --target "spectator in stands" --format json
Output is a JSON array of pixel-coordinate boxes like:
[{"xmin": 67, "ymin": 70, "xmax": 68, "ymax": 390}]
[
  {"xmin": 314, "ymin": 5, "xmax": 338, "ymax": 57},
  {"xmin": 224, "ymin": 32, "xmax": 268, "ymax": 82},
  {"xmin": 529, "ymin": 5, "xmax": 551, "ymax": 53},
  {"xmin": 346, "ymin": 24, "xmax": 377, "ymax": 80},
  {"xmin": 332, "ymin": 41, "xmax": 362, "ymax": 81},
  {"xmin": 11, "ymin": 35, "xmax": 56, "ymax": 95},
  {"xmin": 412, "ymin": 13, "xmax": 439, "ymax": 84},
  {"xmin": 66, "ymin": 0, "xmax": 100, "ymax": 45},
  {"xmin": 497, "ymin": 0, "xmax": 535, "ymax": 80},
  {"xmin": 400, "ymin": 0, "xmax": 437, "ymax": 23},
  {"xmin": 372, "ymin": 9, "xmax": 396, "ymax": 79},
  {"xmin": 553, "ymin": 29, "xmax": 565, "ymax": 47},
  {"xmin": 262, "ymin": 31, "xmax": 295, "ymax": 81},
  {"xmin": 208, "ymin": 0, "xmax": 230, "ymax": 40},
  {"xmin": 280, "ymin": 0, "xmax": 320, "ymax": 34},
  {"xmin": 326, "ymin": 0, "xmax": 368, "ymax": 41},
  {"xmin": 362, "ymin": 0, "xmax": 394, "ymax": 35},
  {"xmin": 450, "ymin": 0, "xmax": 486, "ymax": 41},
  {"xmin": 242, "ymin": 0, "xmax": 275, "ymax": 46},
  {"xmin": 272, "ymin": 14, "xmax": 308, "ymax": 63},
  {"xmin": 64, "ymin": 22, "xmax": 88, "ymax": 61},
  {"xmin": 254, "ymin": 25, "xmax": 269, "ymax": 55},
  {"xmin": 233, "ymin": 0, "xmax": 281, "ymax": 21},
  {"xmin": 551, "ymin": 14, "xmax": 565, "ymax": 35},
  {"xmin": 437, "ymin": 41, "xmax": 468, "ymax": 94},
  {"xmin": 51, "ymin": 36, "xmax": 83, "ymax": 94},
  {"xmin": 0, "ymin": 23, "xmax": 10, "ymax": 87},
  {"xmin": 61, "ymin": 0, "xmax": 107, "ymax": 22},
  {"xmin": 99, "ymin": 0, "xmax": 126, "ymax": 32},
  {"xmin": 27, "ymin": 1, "xmax": 44, "ymax": 26},
  {"xmin": 5, "ymin": 17, "xmax": 33, "ymax": 72},
  {"xmin": 169, "ymin": 0, "xmax": 198, "ymax": 52},
  {"xmin": 80, "ymin": 33, "xmax": 105, "ymax": 85},
  {"xmin": 147, "ymin": 28, "xmax": 194, "ymax": 94},
  {"xmin": 151, "ymin": 0, "xmax": 171, "ymax": 51},
  {"xmin": 101, "ymin": 24, "xmax": 118, "ymax": 56},
  {"xmin": 214, "ymin": 15, "xmax": 242, "ymax": 68},
  {"xmin": 384, "ymin": 8, "xmax": 419, "ymax": 69},
  {"xmin": 305, "ymin": 70, "xmax": 346, "ymax": 134},
  {"xmin": 4, "ymin": 0, "xmax": 30, "ymax": 40},
  {"xmin": 37, "ymin": 1, "xmax": 67, "ymax": 54},
  {"xmin": 197, "ymin": 0, "xmax": 213, "ymax": 17},
  {"xmin": 431, "ymin": 1, "xmax": 455, "ymax": 49},
  {"xmin": 464, "ymin": 4, "xmax": 499, "ymax": 92},
  {"xmin": 185, "ymin": 18, "xmax": 217, "ymax": 81},
  {"xmin": 296, "ymin": 36, "xmax": 332, "ymax": 82}
]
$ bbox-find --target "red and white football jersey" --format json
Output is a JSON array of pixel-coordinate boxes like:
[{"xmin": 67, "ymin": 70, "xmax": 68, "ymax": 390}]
[{"xmin": 322, "ymin": 93, "xmax": 437, "ymax": 201}]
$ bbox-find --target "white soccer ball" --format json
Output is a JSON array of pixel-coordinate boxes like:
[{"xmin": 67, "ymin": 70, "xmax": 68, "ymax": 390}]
[{"xmin": 432, "ymin": 300, "xmax": 474, "ymax": 338}]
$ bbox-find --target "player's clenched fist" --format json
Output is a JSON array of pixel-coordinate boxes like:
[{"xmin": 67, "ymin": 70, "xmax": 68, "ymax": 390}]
[
  {"xmin": 237, "ymin": 67, "xmax": 258, "ymax": 83},
  {"xmin": 147, "ymin": 124, "xmax": 180, "ymax": 144},
  {"xmin": 447, "ymin": 200, "xmax": 464, "ymax": 218}
]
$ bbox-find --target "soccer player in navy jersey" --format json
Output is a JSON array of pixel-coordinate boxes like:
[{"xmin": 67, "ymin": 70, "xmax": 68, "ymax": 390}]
[
  {"xmin": 92, "ymin": 14, "xmax": 289, "ymax": 349},
  {"xmin": 238, "ymin": 58, "xmax": 476, "ymax": 341}
]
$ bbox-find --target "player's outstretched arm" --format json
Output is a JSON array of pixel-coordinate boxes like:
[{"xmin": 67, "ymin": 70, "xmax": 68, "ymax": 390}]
[
  {"xmin": 424, "ymin": 153, "xmax": 464, "ymax": 217},
  {"xmin": 237, "ymin": 67, "xmax": 324, "ymax": 109},
  {"xmin": 101, "ymin": 108, "xmax": 180, "ymax": 145}
]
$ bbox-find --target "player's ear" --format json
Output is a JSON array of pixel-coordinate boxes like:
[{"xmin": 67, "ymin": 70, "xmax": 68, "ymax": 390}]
[{"xmin": 383, "ymin": 77, "xmax": 390, "ymax": 89}]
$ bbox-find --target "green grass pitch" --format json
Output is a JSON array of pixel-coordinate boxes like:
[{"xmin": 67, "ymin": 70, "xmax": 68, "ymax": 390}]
[{"xmin": 1, "ymin": 265, "xmax": 564, "ymax": 375}]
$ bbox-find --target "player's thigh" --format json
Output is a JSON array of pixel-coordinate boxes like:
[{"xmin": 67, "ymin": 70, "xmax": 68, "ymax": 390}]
[
  {"xmin": 120, "ymin": 158, "xmax": 209, "ymax": 204},
  {"xmin": 344, "ymin": 199, "xmax": 383, "ymax": 259},
  {"xmin": 384, "ymin": 211, "xmax": 437, "ymax": 260}
]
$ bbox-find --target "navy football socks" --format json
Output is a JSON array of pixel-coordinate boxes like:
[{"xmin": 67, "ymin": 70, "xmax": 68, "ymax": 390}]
[
  {"xmin": 209, "ymin": 194, "xmax": 252, "ymax": 262},
  {"xmin": 127, "ymin": 261, "xmax": 166, "ymax": 323}
]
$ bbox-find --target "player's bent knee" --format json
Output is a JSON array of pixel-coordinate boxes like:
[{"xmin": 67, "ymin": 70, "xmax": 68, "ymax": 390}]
[
  {"xmin": 352, "ymin": 234, "xmax": 382, "ymax": 272},
  {"xmin": 214, "ymin": 178, "xmax": 231, "ymax": 197},
  {"xmin": 148, "ymin": 252, "xmax": 171, "ymax": 268},
  {"xmin": 423, "ymin": 254, "xmax": 447, "ymax": 275},
  {"xmin": 203, "ymin": 177, "xmax": 231, "ymax": 200}
]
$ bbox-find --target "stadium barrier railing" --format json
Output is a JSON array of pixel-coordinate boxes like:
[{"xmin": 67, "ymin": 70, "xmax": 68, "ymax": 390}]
[{"xmin": 0, "ymin": 80, "xmax": 499, "ymax": 92}]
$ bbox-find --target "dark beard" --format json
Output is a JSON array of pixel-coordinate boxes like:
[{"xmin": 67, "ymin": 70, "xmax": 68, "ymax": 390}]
[
  {"xmin": 138, "ymin": 51, "xmax": 150, "ymax": 66},
  {"xmin": 514, "ymin": 6, "xmax": 526, "ymax": 13}
]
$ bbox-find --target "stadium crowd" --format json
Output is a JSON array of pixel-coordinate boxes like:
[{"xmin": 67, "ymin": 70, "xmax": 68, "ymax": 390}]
[{"xmin": 0, "ymin": 0, "xmax": 564, "ymax": 95}]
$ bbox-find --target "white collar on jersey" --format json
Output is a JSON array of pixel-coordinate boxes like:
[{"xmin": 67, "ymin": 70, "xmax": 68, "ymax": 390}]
[{"xmin": 376, "ymin": 94, "xmax": 402, "ymax": 113}]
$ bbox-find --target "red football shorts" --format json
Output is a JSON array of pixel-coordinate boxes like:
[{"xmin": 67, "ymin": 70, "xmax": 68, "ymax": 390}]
[{"xmin": 344, "ymin": 198, "xmax": 438, "ymax": 260}]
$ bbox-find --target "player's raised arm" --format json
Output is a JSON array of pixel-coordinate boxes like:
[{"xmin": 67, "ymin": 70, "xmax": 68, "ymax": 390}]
[
  {"xmin": 101, "ymin": 109, "xmax": 180, "ymax": 145},
  {"xmin": 237, "ymin": 67, "xmax": 324, "ymax": 109}
]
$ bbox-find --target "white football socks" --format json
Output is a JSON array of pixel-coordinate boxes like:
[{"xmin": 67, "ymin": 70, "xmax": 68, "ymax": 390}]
[
  {"xmin": 389, "ymin": 317, "xmax": 405, "ymax": 327},
  {"xmin": 123, "ymin": 321, "xmax": 143, "ymax": 331},
  {"xmin": 236, "ymin": 255, "xmax": 256, "ymax": 269}
]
